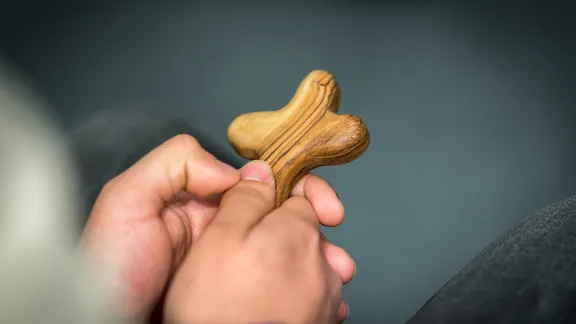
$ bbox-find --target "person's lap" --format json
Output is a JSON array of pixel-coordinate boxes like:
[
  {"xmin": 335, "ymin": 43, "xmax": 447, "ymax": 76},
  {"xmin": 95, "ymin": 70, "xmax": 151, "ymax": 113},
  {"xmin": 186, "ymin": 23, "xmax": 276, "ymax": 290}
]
[{"xmin": 407, "ymin": 194, "xmax": 576, "ymax": 324}]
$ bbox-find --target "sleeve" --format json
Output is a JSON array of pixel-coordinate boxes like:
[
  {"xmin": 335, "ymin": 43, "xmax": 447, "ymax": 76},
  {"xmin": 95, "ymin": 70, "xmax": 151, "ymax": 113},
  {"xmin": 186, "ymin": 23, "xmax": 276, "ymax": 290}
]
[{"xmin": 407, "ymin": 194, "xmax": 576, "ymax": 324}]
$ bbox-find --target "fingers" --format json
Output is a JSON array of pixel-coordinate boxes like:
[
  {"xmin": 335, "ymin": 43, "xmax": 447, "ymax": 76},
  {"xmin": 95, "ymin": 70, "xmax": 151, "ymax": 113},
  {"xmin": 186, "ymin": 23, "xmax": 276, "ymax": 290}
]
[
  {"xmin": 337, "ymin": 300, "xmax": 349, "ymax": 323},
  {"xmin": 211, "ymin": 161, "xmax": 276, "ymax": 234},
  {"xmin": 212, "ymin": 161, "xmax": 349, "ymax": 322},
  {"xmin": 322, "ymin": 237, "xmax": 356, "ymax": 284},
  {"xmin": 321, "ymin": 237, "xmax": 352, "ymax": 323},
  {"xmin": 95, "ymin": 134, "xmax": 240, "ymax": 221},
  {"xmin": 289, "ymin": 174, "xmax": 357, "ymax": 284},
  {"xmin": 291, "ymin": 174, "xmax": 345, "ymax": 227}
]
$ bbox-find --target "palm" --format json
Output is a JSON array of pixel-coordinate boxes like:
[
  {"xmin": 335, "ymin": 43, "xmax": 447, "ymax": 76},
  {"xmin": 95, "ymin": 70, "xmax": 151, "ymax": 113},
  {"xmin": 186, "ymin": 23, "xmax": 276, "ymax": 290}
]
[
  {"xmin": 141, "ymin": 192, "xmax": 224, "ymax": 323},
  {"xmin": 160, "ymin": 192, "xmax": 223, "ymax": 273}
]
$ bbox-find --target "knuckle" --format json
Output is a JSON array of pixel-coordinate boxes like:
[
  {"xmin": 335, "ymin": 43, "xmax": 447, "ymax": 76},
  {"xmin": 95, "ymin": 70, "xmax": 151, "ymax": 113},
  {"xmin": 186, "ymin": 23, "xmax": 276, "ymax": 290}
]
[
  {"xmin": 280, "ymin": 197, "xmax": 320, "ymax": 238},
  {"xmin": 99, "ymin": 174, "xmax": 121, "ymax": 196},
  {"xmin": 93, "ymin": 174, "xmax": 126, "ymax": 208},
  {"xmin": 169, "ymin": 134, "xmax": 200, "ymax": 151}
]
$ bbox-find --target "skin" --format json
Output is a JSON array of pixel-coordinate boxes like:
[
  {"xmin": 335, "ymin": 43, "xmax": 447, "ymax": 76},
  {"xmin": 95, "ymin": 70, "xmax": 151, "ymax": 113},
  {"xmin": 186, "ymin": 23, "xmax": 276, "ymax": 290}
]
[{"xmin": 80, "ymin": 134, "xmax": 356, "ymax": 323}]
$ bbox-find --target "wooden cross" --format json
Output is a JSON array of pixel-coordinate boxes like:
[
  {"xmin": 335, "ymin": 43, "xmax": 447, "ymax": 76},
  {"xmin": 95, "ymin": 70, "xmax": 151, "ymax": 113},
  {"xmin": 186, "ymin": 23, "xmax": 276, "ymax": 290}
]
[{"xmin": 227, "ymin": 70, "xmax": 370, "ymax": 207}]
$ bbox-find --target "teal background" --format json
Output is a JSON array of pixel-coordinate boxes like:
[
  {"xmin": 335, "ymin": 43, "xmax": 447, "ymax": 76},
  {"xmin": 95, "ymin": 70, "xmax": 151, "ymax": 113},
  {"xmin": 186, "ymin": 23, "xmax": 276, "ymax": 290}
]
[{"xmin": 2, "ymin": 1, "xmax": 576, "ymax": 322}]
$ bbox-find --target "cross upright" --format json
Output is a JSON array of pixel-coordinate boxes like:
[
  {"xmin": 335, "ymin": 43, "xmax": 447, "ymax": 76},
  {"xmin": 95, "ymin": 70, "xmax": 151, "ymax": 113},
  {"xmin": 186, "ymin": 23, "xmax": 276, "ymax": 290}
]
[{"xmin": 227, "ymin": 70, "xmax": 370, "ymax": 207}]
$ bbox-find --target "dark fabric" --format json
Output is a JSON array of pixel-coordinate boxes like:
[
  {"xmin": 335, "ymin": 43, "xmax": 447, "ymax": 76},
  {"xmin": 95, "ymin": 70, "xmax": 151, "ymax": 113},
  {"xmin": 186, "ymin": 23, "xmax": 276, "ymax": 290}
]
[{"xmin": 407, "ymin": 194, "xmax": 576, "ymax": 324}]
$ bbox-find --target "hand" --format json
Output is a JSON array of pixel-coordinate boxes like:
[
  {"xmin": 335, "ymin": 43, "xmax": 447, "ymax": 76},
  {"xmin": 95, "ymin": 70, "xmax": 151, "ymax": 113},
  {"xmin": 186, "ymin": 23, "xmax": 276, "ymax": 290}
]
[
  {"xmin": 164, "ymin": 161, "xmax": 346, "ymax": 324},
  {"xmin": 80, "ymin": 135, "xmax": 354, "ymax": 322}
]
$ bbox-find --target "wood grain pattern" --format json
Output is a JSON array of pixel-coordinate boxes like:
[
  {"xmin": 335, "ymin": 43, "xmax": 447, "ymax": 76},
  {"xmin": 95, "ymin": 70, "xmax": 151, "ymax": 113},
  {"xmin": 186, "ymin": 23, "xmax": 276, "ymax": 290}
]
[{"xmin": 227, "ymin": 70, "xmax": 370, "ymax": 207}]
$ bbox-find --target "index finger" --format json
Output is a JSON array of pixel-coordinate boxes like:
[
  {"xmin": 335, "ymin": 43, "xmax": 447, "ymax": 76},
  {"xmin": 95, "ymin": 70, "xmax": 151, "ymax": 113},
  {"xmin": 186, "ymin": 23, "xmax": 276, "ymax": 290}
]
[{"xmin": 91, "ymin": 134, "xmax": 240, "ymax": 222}]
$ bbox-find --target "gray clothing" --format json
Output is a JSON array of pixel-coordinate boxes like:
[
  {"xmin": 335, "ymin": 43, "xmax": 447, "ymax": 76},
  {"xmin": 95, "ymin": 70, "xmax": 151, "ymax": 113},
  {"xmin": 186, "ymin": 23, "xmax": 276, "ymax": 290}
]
[{"xmin": 408, "ymin": 194, "xmax": 576, "ymax": 324}]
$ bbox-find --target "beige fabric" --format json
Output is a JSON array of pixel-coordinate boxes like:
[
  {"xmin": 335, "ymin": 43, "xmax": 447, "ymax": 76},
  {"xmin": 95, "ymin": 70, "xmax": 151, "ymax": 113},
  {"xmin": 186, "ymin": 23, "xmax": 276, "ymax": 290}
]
[{"xmin": 0, "ymin": 61, "xmax": 125, "ymax": 324}]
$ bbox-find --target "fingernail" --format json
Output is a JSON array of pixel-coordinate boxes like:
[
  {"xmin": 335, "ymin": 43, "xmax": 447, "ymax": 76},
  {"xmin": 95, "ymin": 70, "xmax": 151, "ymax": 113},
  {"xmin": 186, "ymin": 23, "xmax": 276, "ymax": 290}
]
[
  {"xmin": 240, "ymin": 160, "xmax": 273, "ymax": 183},
  {"xmin": 346, "ymin": 304, "xmax": 350, "ymax": 319},
  {"xmin": 216, "ymin": 160, "xmax": 238, "ymax": 175}
]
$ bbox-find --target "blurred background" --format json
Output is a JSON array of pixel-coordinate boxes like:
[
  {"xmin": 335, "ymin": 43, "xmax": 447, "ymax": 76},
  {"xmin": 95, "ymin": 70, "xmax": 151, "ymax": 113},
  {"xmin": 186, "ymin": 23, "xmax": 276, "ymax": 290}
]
[{"xmin": 1, "ymin": 0, "xmax": 575, "ymax": 322}]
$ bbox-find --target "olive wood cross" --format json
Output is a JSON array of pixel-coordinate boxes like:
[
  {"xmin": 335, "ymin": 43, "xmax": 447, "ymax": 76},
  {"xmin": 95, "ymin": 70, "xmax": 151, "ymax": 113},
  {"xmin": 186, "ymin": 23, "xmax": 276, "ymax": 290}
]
[{"xmin": 227, "ymin": 70, "xmax": 370, "ymax": 207}]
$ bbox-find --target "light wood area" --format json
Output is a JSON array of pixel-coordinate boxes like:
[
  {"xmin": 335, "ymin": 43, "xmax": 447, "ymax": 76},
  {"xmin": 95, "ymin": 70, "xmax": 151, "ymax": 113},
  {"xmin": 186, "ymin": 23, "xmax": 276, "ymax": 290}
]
[{"xmin": 227, "ymin": 70, "xmax": 370, "ymax": 207}]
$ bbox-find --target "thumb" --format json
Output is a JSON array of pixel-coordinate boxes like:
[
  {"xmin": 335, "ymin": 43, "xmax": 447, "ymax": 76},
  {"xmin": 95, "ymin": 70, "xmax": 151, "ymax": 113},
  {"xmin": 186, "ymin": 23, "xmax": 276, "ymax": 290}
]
[
  {"xmin": 93, "ymin": 134, "xmax": 240, "ymax": 222},
  {"xmin": 210, "ymin": 160, "xmax": 276, "ymax": 235}
]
